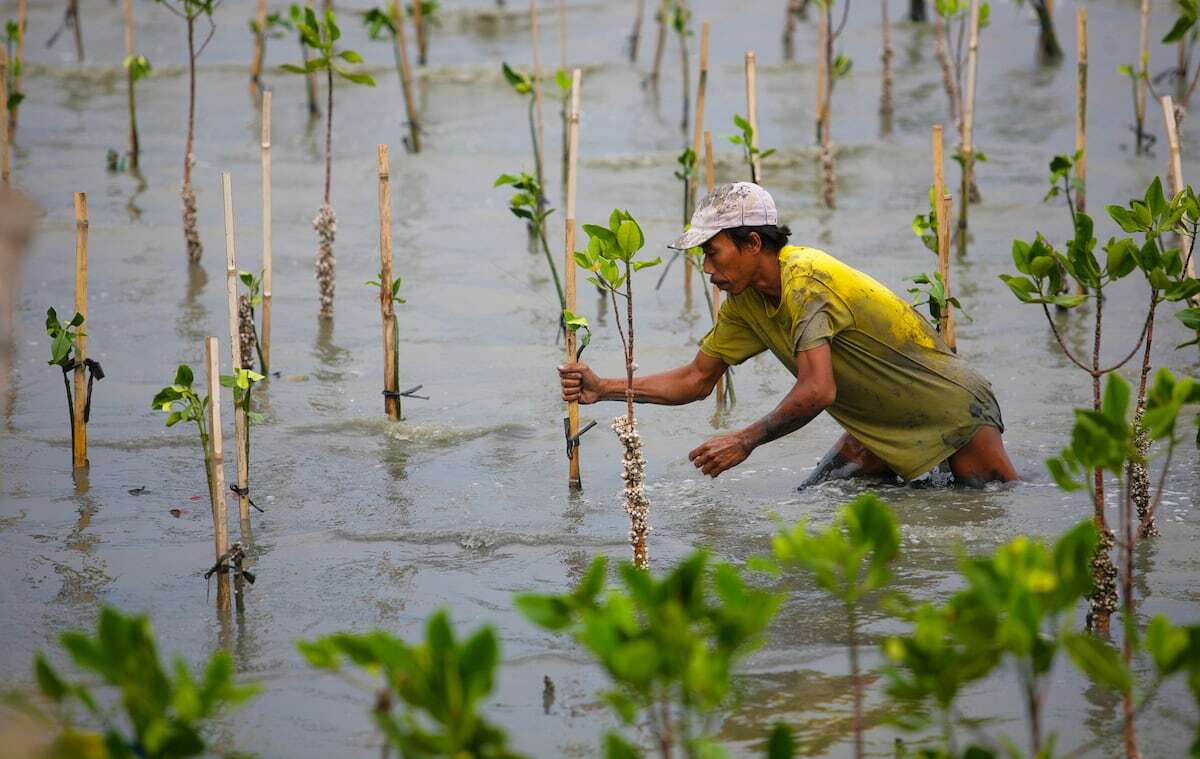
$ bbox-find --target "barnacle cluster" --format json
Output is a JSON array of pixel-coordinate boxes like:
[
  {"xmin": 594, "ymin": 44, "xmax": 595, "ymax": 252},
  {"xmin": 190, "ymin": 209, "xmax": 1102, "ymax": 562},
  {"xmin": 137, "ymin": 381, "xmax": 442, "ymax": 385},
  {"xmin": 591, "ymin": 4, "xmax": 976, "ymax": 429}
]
[
  {"xmin": 313, "ymin": 204, "xmax": 337, "ymax": 318},
  {"xmin": 182, "ymin": 184, "xmax": 202, "ymax": 264},
  {"xmin": 238, "ymin": 294, "xmax": 258, "ymax": 371},
  {"xmin": 1088, "ymin": 528, "xmax": 1119, "ymax": 631},
  {"xmin": 612, "ymin": 414, "xmax": 651, "ymax": 569},
  {"xmin": 820, "ymin": 143, "xmax": 836, "ymax": 209}
]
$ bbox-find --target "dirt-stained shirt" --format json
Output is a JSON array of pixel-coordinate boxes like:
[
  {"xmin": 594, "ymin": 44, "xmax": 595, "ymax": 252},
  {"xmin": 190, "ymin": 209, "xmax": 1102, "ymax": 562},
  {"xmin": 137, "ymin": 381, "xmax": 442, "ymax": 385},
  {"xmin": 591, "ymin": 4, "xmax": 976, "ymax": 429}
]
[{"xmin": 699, "ymin": 245, "xmax": 1003, "ymax": 480}]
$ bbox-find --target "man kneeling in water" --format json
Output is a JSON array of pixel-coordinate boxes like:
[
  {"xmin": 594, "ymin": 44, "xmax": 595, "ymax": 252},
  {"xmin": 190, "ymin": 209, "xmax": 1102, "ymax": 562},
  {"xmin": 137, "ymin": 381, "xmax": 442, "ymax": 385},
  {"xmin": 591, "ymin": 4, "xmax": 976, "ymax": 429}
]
[{"xmin": 557, "ymin": 182, "xmax": 1018, "ymax": 487}]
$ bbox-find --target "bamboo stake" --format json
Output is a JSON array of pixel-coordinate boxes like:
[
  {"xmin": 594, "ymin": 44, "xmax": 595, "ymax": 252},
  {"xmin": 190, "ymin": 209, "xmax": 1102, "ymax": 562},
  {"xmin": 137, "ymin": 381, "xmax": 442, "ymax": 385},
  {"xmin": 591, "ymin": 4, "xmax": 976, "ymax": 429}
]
[
  {"xmin": 11, "ymin": 0, "xmax": 24, "ymax": 136},
  {"xmin": 937, "ymin": 192, "xmax": 957, "ymax": 350},
  {"xmin": 650, "ymin": 0, "xmax": 668, "ymax": 84},
  {"xmin": 957, "ymin": 0, "xmax": 980, "ymax": 257},
  {"xmin": 0, "ymin": 49, "xmax": 8, "ymax": 186},
  {"xmin": 72, "ymin": 193, "xmax": 88, "ymax": 470},
  {"xmin": 221, "ymin": 173, "xmax": 250, "ymax": 524},
  {"xmin": 251, "ymin": 0, "xmax": 266, "ymax": 98},
  {"xmin": 260, "ymin": 91, "xmax": 273, "ymax": 371},
  {"xmin": 123, "ymin": 0, "xmax": 139, "ymax": 170},
  {"xmin": 1135, "ymin": 0, "xmax": 1150, "ymax": 154},
  {"xmin": 932, "ymin": 124, "xmax": 945, "ymax": 206},
  {"xmin": 204, "ymin": 336, "xmax": 231, "ymax": 611},
  {"xmin": 564, "ymin": 69, "xmax": 582, "ymax": 490},
  {"xmin": 704, "ymin": 129, "xmax": 724, "ymax": 407},
  {"xmin": 531, "ymin": 0, "xmax": 546, "ymax": 196},
  {"xmin": 685, "ymin": 21, "xmax": 709, "ymax": 298},
  {"xmin": 412, "ymin": 0, "xmax": 427, "ymax": 66},
  {"xmin": 746, "ymin": 52, "xmax": 761, "ymax": 184},
  {"xmin": 390, "ymin": 1, "xmax": 421, "ymax": 152},
  {"xmin": 1163, "ymin": 96, "xmax": 1199, "ymax": 298},
  {"xmin": 379, "ymin": 145, "xmax": 400, "ymax": 421},
  {"xmin": 629, "ymin": 0, "xmax": 645, "ymax": 63}
]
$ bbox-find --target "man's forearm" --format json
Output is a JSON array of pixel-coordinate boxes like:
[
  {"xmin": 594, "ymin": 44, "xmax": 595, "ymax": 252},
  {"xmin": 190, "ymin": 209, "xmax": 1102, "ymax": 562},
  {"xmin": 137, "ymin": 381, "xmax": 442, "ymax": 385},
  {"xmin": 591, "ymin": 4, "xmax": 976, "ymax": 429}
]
[
  {"xmin": 739, "ymin": 387, "xmax": 831, "ymax": 450},
  {"xmin": 596, "ymin": 365, "xmax": 709, "ymax": 405}
]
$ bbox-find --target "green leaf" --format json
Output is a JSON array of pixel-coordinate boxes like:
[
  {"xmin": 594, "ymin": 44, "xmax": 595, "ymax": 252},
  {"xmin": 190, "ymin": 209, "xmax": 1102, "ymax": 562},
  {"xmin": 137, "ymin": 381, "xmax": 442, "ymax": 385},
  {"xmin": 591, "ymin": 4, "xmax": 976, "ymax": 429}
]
[
  {"xmin": 766, "ymin": 723, "xmax": 796, "ymax": 759},
  {"xmin": 174, "ymin": 365, "xmax": 194, "ymax": 388},
  {"xmin": 1063, "ymin": 633, "xmax": 1132, "ymax": 692},
  {"xmin": 604, "ymin": 731, "xmax": 643, "ymax": 759},
  {"xmin": 336, "ymin": 69, "xmax": 376, "ymax": 86},
  {"xmin": 632, "ymin": 257, "xmax": 662, "ymax": 271},
  {"xmin": 280, "ymin": 63, "xmax": 310, "ymax": 75},
  {"xmin": 514, "ymin": 594, "xmax": 574, "ymax": 631},
  {"xmin": 34, "ymin": 654, "xmax": 68, "ymax": 702},
  {"xmin": 337, "ymin": 49, "xmax": 364, "ymax": 63}
]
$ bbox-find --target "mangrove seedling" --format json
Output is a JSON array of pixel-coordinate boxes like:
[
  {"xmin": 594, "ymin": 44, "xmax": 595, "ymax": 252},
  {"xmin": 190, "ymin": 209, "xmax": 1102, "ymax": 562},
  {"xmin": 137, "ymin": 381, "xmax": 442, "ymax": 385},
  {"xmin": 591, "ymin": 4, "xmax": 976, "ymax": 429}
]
[
  {"xmin": 45, "ymin": 307, "xmax": 97, "ymax": 464},
  {"xmin": 671, "ymin": 0, "xmax": 692, "ymax": 134},
  {"xmin": 562, "ymin": 308, "xmax": 590, "ymax": 360},
  {"xmin": 220, "ymin": 366, "xmax": 264, "ymax": 499},
  {"xmin": 23, "ymin": 606, "xmax": 260, "ymax": 759},
  {"xmin": 769, "ymin": 493, "xmax": 900, "ymax": 759},
  {"xmin": 934, "ymin": 0, "xmax": 989, "ymax": 213},
  {"xmin": 152, "ymin": 364, "xmax": 214, "ymax": 504},
  {"xmin": 284, "ymin": 5, "xmax": 376, "ymax": 318},
  {"xmin": 45, "ymin": 0, "xmax": 83, "ymax": 62},
  {"xmin": 1163, "ymin": 0, "xmax": 1200, "ymax": 128},
  {"xmin": 1014, "ymin": 0, "xmax": 1062, "ymax": 62},
  {"xmin": 573, "ymin": 209, "xmax": 661, "ymax": 567},
  {"xmin": 249, "ymin": 7, "xmax": 292, "ymax": 97},
  {"xmin": 3, "ymin": 19, "xmax": 23, "ymax": 134},
  {"xmin": 516, "ymin": 551, "xmax": 781, "ymax": 756},
  {"xmin": 1118, "ymin": 59, "xmax": 1156, "ymax": 154},
  {"xmin": 155, "ymin": 0, "xmax": 220, "ymax": 265},
  {"xmin": 814, "ymin": 0, "xmax": 853, "ymax": 207},
  {"xmin": 364, "ymin": 5, "xmax": 422, "ymax": 152},
  {"xmin": 905, "ymin": 272, "xmax": 966, "ymax": 333},
  {"xmin": 552, "ymin": 68, "xmax": 572, "ymax": 197},
  {"xmin": 726, "ymin": 114, "xmax": 776, "ymax": 183},
  {"xmin": 298, "ymin": 610, "xmax": 523, "ymax": 757},
  {"xmin": 495, "ymin": 170, "xmax": 566, "ymax": 317},
  {"xmin": 501, "ymin": 62, "xmax": 547, "ymax": 209},
  {"xmin": 123, "ymin": 53, "xmax": 151, "ymax": 173},
  {"xmin": 408, "ymin": 0, "xmax": 438, "ymax": 66},
  {"xmin": 237, "ymin": 269, "xmax": 266, "ymax": 371}
]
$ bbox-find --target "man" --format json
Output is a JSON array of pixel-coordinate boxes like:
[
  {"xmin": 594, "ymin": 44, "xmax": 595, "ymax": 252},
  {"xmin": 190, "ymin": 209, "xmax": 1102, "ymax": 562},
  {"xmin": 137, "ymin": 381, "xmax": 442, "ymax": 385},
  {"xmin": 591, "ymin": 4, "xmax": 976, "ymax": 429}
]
[{"xmin": 558, "ymin": 182, "xmax": 1018, "ymax": 486}]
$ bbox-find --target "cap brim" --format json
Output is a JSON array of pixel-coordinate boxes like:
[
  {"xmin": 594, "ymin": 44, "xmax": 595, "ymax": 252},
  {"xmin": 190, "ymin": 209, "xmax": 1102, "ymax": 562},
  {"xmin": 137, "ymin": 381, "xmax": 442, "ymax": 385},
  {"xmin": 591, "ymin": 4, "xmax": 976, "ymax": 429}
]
[{"xmin": 668, "ymin": 226, "xmax": 720, "ymax": 250}]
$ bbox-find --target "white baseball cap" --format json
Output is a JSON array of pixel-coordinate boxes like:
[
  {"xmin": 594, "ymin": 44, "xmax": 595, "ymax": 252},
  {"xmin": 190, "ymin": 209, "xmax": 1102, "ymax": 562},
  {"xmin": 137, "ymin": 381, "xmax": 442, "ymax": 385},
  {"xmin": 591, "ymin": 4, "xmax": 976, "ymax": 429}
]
[{"xmin": 668, "ymin": 182, "xmax": 779, "ymax": 250}]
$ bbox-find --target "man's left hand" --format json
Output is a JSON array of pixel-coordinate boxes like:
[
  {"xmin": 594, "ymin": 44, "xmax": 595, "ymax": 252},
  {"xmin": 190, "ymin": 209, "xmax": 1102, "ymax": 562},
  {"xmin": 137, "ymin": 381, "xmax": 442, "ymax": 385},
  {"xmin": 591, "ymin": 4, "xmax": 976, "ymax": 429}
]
[{"xmin": 688, "ymin": 433, "xmax": 753, "ymax": 478}]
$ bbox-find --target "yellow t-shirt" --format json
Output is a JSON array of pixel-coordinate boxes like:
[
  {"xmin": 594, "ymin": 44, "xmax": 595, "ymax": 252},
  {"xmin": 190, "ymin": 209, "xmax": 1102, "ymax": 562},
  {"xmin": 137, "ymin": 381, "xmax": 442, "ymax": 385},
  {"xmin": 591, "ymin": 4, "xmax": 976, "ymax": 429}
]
[{"xmin": 699, "ymin": 246, "xmax": 1003, "ymax": 480}]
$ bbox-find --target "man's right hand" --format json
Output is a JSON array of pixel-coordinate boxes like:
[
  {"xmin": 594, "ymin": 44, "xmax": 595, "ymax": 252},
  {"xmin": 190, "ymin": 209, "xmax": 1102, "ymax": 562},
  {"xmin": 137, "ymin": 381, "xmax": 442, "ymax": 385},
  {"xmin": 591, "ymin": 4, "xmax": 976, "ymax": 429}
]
[{"xmin": 558, "ymin": 362, "xmax": 602, "ymax": 404}]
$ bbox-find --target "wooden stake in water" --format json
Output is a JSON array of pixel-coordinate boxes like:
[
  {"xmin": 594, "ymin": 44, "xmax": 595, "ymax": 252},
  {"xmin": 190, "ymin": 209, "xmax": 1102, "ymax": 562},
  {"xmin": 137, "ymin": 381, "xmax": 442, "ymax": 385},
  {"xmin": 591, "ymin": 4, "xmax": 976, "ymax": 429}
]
[
  {"xmin": 685, "ymin": 21, "xmax": 710, "ymax": 297},
  {"xmin": 221, "ymin": 173, "xmax": 250, "ymax": 524},
  {"xmin": 72, "ymin": 192, "xmax": 89, "ymax": 470},
  {"xmin": 0, "ymin": 49, "xmax": 9, "ymax": 186},
  {"xmin": 932, "ymin": 124, "xmax": 945, "ymax": 206},
  {"xmin": 957, "ymin": 0, "xmax": 981, "ymax": 257},
  {"xmin": 378, "ymin": 145, "xmax": 400, "ymax": 421},
  {"xmin": 1162, "ymin": 96, "xmax": 1199, "ymax": 299},
  {"xmin": 204, "ymin": 336, "xmax": 231, "ymax": 611},
  {"xmin": 745, "ymin": 51, "xmax": 761, "ymax": 184},
  {"xmin": 390, "ymin": 1, "xmax": 421, "ymax": 153},
  {"xmin": 260, "ymin": 91, "xmax": 273, "ymax": 372},
  {"xmin": 564, "ymin": 69, "xmax": 582, "ymax": 490},
  {"xmin": 704, "ymin": 129, "xmax": 725, "ymax": 407},
  {"xmin": 937, "ymin": 192, "xmax": 957, "ymax": 350}
]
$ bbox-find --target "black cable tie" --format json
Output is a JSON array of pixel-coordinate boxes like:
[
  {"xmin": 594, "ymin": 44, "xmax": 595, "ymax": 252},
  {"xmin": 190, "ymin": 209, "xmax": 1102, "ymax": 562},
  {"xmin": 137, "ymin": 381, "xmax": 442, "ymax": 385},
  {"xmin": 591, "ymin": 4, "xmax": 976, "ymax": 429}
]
[
  {"xmin": 59, "ymin": 358, "xmax": 104, "ymax": 422},
  {"xmin": 382, "ymin": 384, "xmax": 429, "ymax": 400},
  {"xmin": 202, "ymin": 542, "xmax": 256, "ymax": 585},
  {"xmin": 564, "ymin": 418, "xmax": 598, "ymax": 459},
  {"xmin": 229, "ymin": 484, "xmax": 265, "ymax": 513}
]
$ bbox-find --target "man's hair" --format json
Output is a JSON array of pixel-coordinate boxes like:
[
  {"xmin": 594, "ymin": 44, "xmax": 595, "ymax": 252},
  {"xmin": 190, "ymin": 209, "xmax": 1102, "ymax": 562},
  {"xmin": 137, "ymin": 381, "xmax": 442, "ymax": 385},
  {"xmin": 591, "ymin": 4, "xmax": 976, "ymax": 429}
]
[{"xmin": 725, "ymin": 224, "xmax": 792, "ymax": 253}]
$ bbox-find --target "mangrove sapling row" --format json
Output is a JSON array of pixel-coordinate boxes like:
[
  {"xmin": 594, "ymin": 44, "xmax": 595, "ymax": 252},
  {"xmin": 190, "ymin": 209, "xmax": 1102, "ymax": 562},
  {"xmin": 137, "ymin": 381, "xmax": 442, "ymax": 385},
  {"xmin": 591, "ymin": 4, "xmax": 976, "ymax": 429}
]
[
  {"xmin": 1048, "ymin": 370, "xmax": 1200, "ymax": 758},
  {"xmin": 516, "ymin": 551, "xmax": 781, "ymax": 756},
  {"xmin": 284, "ymin": 6, "xmax": 376, "ymax": 319},
  {"xmin": 363, "ymin": 5, "xmax": 421, "ymax": 152},
  {"xmin": 122, "ymin": 0, "xmax": 149, "ymax": 172},
  {"xmin": 814, "ymin": 1, "xmax": 851, "ymax": 208},
  {"xmin": 999, "ymin": 170, "xmax": 1200, "ymax": 632},
  {"xmin": 220, "ymin": 366, "xmax": 265, "ymax": 519},
  {"xmin": 768, "ymin": 494, "xmax": 900, "ymax": 759},
  {"xmin": 155, "ymin": 0, "xmax": 220, "ymax": 265},
  {"xmin": 494, "ymin": 170, "xmax": 566, "ymax": 316},
  {"xmin": 23, "ymin": 607, "xmax": 260, "ymax": 759},
  {"xmin": 573, "ymin": 210, "xmax": 661, "ymax": 568}
]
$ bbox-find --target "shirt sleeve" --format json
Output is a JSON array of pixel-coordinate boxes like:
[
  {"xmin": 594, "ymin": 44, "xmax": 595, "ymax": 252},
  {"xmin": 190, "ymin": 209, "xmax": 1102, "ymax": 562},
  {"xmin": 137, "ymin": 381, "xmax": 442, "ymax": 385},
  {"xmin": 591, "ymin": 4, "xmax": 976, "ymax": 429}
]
[
  {"xmin": 699, "ymin": 298, "xmax": 766, "ymax": 366},
  {"xmin": 787, "ymin": 276, "xmax": 849, "ymax": 354}
]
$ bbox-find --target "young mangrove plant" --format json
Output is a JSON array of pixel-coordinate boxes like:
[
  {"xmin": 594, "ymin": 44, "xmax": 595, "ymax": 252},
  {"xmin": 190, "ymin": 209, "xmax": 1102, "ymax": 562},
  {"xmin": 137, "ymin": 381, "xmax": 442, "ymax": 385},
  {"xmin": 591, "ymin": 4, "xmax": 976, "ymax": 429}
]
[
  {"xmin": 998, "ymin": 169, "xmax": 1200, "ymax": 632},
  {"xmin": 154, "ymin": 0, "xmax": 220, "ymax": 265},
  {"xmin": 495, "ymin": 170, "xmax": 566, "ymax": 319},
  {"xmin": 22, "ymin": 606, "xmax": 260, "ymax": 759},
  {"xmin": 410, "ymin": 0, "xmax": 438, "ymax": 66},
  {"xmin": 249, "ymin": 6, "xmax": 292, "ymax": 98},
  {"xmin": 1047, "ymin": 370, "xmax": 1200, "ymax": 758},
  {"xmin": 45, "ymin": 307, "xmax": 98, "ymax": 465},
  {"xmin": 220, "ymin": 366, "xmax": 264, "ymax": 507},
  {"xmin": 501, "ymin": 62, "xmax": 547, "ymax": 209},
  {"xmin": 814, "ymin": 0, "xmax": 852, "ymax": 208},
  {"xmin": 1162, "ymin": 0, "xmax": 1200, "ymax": 130},
  {"xmin": 726, "ymin": 114, "xmax": 775, "ymax": 184},
  {"xmin": 671, "ymin": 0, "xmax": 692, "ymax": 135},
  {"xmin": 364, "ymin": 5, "xmax": 422, "ymax": 152},
  {"xmin": 45, "ymin": 0, "xmax": 83, "ymax": 63},
  {"xmin": 934, "ymin": 0, "xmax": 988, "ymax": 219},
  {"xmin": 237, "ymin": 269, "xmax": 267, "ymax": 371},
  {"xmin": 122, "ymin": 49, "xmax": 151, "ymax": 173},
  {"xmin": 768, "ymin": 493, "xmax": 900, "ymax": 759},
  {"xmin": 298, "ymin": 610, "xmax": 523, "ymax": 757},
  {"xmin": 516, "ymin": 551, "xmax": 781, "ymax": 755},
  {"xmin": 573, "ymin": 210, "xmax": 661, "ymax": 567},
  {"xmin": 1014, "ymin": 0, "xmax": 1061, "ymax": 62},
  {"xmin": 152, "ymin": 364, "xmax": 214, "ymax": 504},
  {"xmin": 284, "ymin": 5, "xmax": 376, "ymax": 318},
  {"xmin": 908, "ymin": 188, "xmax": 967, "ymax": 336},
  {"xmin": 3, "ymin": 18, "xmax": 23, "ymax": 136}
]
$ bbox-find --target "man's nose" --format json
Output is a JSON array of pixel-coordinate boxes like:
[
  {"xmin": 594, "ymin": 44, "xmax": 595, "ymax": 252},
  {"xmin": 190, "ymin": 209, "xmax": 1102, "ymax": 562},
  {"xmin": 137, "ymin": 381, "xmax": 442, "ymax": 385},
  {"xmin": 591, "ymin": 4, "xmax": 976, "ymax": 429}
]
[{"xmin": 701, "ymin": 256, "xmax": 715, "ymax": 275}]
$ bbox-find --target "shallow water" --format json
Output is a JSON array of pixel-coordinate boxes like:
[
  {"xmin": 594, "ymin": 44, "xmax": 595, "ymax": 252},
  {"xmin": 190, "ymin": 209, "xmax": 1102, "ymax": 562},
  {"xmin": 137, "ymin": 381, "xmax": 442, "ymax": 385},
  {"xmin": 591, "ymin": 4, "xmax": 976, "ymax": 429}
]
[{"xmin": 2, "ymin": 0, "xmax": 1199, "ymax": 756}]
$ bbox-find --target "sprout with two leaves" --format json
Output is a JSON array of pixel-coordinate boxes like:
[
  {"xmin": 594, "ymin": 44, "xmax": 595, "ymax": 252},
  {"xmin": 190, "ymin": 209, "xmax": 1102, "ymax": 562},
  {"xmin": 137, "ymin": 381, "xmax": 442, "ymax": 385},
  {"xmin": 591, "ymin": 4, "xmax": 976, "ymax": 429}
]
[
  {"xmin": 152, "ymin": 364, "xmax": 215, "ymax": 504},
  {"xmin": 221, "ymin": 366, "xmax": 265, "ymax": 485},
  {"xmin": 726, "ymin": 114, "xmax": 775, "ymax": 184},
  {"xmin": 495, "ymin": 170, "xmax": 566, "ymax": 319},
  {"xmin": 570, "ymin": 210, "xmax": 661, "ymax": 568},
  {"xmin": 283, "ymin": 5, "xmax": 376, "ymax": 318}
]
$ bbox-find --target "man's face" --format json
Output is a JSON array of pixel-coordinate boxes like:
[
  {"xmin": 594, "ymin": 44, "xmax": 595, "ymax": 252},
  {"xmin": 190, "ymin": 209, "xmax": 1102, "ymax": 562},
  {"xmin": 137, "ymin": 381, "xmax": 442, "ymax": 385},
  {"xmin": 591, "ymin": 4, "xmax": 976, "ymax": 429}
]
[{"xmin": 699, "ymin": 231, "xmax": 759, "ymax": 295}]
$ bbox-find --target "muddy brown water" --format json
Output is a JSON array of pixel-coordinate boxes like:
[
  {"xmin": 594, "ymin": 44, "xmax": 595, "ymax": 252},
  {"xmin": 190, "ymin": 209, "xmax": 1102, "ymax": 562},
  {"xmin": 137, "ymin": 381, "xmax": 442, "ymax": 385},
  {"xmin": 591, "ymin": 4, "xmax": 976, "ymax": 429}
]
[{"xmin": 2, "ymin": 0, "xmax": 1199, "ymax": 756}]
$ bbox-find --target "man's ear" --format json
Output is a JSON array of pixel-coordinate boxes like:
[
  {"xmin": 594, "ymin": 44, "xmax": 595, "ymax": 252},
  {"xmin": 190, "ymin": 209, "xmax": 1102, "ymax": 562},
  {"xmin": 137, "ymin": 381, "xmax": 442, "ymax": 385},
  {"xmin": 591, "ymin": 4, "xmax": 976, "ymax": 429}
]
[{"xmin": 750, "ymin": 231, "xmax": 763, "ymax": 254}]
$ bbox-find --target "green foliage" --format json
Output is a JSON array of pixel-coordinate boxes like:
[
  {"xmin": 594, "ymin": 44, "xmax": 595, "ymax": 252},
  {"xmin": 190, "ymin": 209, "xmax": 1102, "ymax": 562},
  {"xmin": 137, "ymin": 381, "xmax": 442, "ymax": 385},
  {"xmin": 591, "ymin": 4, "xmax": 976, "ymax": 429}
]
[
  {"xmin": 250, "ymin": 11, "xmax": 293, "ymax": 39},
  {"xmin": 574, "ymin": 210, "xmax": 661, "ymax": 294},
  {"xmin": 26, "ymin": 607, "xmax": 259, "ymax": 759},
  {"xmin": 674, "ymin": 146, "xmax": 697, "ymax": 184},
  {"xmin": 911, "ymin": 185, "xmax": 940, "ymax": 255},
  {"xmin": 934, "ymin": 0, "xmax": 991, "ymax": 26},
  {"xmin": 152, "ymin": 0, "xmax": 219, "ymax": 19},
  {"xmin": 1042, "ymin": 150, "xmax": 1083, "ymax": 203},
  {"xmin": 283, "ymin": 6, "xmax": 376, "ymax": 87},
  {"xmin": 906, "ymin": 272, "xmax": 967, "ymax": 332},
  {"xmin": 122, "ymin": 54, "xmax": 153, "ymax": 84},
  {"xmin": 495, "ymin": 171, "xmax": 550, "ymax": 228},
  {"xmin": 238, "ymin": 270, "xmax": 264, "ymax": 308},
  {"xmin": 563, "ymin": 309, "xmax": 591, "ymax": 359},
  {"xmin": 669, "ymin": 0, "xmax": 692, "ymax": 35},
  {"xmin": 152, "ymin": 364, "xmax": 207, "ymax": 432},
  {"xmin": 501, "ymin": 61, "xmax": 534, "ymax": 96},
  {"xmin": 725, "ymin": 114, "xmax": 776, "ymax": 178},
  {"xmin": 771, "ymin": 493, "xmax": 900, "ymax": 604},
  {"xmin": 516, "ymin": 551, "xmax": 781, "ymax": 754},
  {"xmin": 298, "ymin": 611, "xmax": 523, "ymax": 758},
  {"xmin": 363, "ymin": 6, "xmax": 398, "ymax": 39},
  {"xmin": 1163, "ymin": 0, "xmax": 1199, "ymax": 43},
  {"xmin": 366, "ymin": 274, "xmax": 406, "ymax": 305},
  {"xmin": 831, "ymin": 52, "xmax": 853, "ymax": 81},
  {"xmin": 3, "ymin": 18, "xmax": 22, "ymax": 110},
  {"xmin": 219, "ymin": 368, "xmax": 265, "ymax": 423},
  {"xmin": 44, "ymin": 308, "xmax": 85, "ymax": 367}
]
